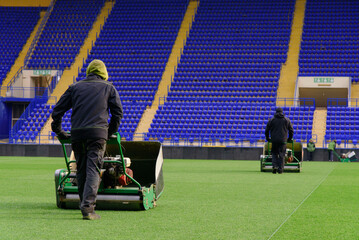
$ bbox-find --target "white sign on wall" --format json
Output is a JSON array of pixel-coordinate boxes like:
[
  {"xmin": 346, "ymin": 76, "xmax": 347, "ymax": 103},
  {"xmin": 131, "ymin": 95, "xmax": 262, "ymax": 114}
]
[{"xmin": 297, "ymin": 76, "xmax": 350, "ymax": 88}]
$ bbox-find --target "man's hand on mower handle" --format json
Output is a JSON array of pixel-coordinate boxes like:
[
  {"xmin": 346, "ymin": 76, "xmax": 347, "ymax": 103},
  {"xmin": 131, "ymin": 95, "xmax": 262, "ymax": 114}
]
[{"xmin": 57, "ymin": 131, "xmax": 70, "ymax": 140}]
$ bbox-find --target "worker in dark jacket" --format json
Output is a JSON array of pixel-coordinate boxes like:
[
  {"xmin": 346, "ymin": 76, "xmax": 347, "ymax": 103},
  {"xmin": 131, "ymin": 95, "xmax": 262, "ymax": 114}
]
[
  {"xmin": 51, "ymin": 59, "xmax": 123, "ymax": 220},
  {"xmin": 265, "ymin": 108, "xmax": 294, "ymax": 174}
]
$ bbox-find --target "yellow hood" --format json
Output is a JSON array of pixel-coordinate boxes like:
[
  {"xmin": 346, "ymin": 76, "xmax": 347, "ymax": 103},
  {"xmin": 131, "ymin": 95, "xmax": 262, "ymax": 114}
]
[{"xmin": 86, "ymin": 59, "xmax": 108, "ymax": 81}]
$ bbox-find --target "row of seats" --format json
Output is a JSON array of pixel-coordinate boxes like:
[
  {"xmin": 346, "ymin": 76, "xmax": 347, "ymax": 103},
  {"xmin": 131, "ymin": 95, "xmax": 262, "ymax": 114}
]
[
  {"xmin": 183, "ymin": 49, "xmax": 289, "ymax": 54},
  {"xmin": 72, "ymin": 0, "xmax": 189, "ymax": 140},
  {"xmin": 13, "ymin": 101, "xmax": 148, "ymax": 143},
  {"xmin": 298, "ymin": 0, "xmax": 359, "ymax": 83},
  {"xmin": 147, "ymin": 0, "xmax": 313, "ymax": 143},
  {"xmin": 0, "ymin": 7, "xmax": 40, "ymax": 85},
  {"xmin": 326, "ymin": 105, "xmax": 359, "ymax": 142},
  {"xmin": 27, "ymin": 0, "xmax": 104, "ymax": 70}
]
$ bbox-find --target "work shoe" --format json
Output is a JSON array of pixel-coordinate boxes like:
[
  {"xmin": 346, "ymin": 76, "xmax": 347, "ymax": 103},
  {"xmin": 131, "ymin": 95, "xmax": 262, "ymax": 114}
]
[
  {"xmin": 83, "ymin": 212, "xmax": 101, "ymax": 220},
  {"xmin": 272, "ymin": 168, "xmax": 277, "ymax": 174}
]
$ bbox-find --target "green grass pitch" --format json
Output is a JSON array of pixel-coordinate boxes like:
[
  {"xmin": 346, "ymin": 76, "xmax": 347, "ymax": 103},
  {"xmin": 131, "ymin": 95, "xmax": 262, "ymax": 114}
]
[{"xmin": 0, "ymin": 157, "xmax": 359, "ymax": 240}]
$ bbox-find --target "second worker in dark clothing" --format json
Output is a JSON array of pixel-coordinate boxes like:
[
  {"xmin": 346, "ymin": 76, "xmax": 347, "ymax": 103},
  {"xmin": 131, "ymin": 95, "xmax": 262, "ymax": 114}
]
[
  {"xmin": 265, "ymin": 108, "xmax": 294, "ymax": 174},
  {"xmin": 51, "ymin": 59, "xmax": 123, "ymax": 220}
]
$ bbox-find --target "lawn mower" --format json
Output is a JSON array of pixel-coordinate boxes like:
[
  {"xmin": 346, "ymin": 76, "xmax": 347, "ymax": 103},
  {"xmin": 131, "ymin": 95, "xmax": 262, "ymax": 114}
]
[
  {"xmin": 54, "ymin": 133, "xmax": 164, "ymax": 210},
  {"xmin": 260, "ymin": 140, "xmax": 303, "ymax": 172},
  {"xmin": 333, "ymin": 150, "xmax": 357, "ymax": 162}
]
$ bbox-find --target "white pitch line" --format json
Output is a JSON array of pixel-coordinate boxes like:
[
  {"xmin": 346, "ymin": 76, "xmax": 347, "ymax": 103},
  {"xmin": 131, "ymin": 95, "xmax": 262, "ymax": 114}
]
[{"xmin": 267, "ymin": 164, "xmax": 337, "ymax": 240}]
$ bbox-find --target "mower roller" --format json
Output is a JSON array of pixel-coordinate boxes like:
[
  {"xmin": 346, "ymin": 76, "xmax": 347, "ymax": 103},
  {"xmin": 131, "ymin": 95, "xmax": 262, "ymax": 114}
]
[
  {"xmin": 260, "ymin": 140, "xmax": 303, "ymax": 172},
  {"xmin": 55, "ymin": 133, "xmax": 164, "ymax": 210}
]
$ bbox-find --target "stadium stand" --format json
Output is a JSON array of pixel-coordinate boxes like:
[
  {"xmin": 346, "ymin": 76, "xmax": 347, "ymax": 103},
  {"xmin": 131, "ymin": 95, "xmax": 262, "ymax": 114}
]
[
  {"xmin": 298, "ymin": 0, "xmax": 359, "ymax": 82},
  {"xmin": 147, "ymin": 0, "xmax": 315, "ymax": 144},
  {"xmin": 26, "ymin": 0, "xmax": 104, "ymax": 70},
  {"xmin": 9, "ymin": 0, "xmax": 319, "ymax": 145},
  {"xmin": 0, "ymin": 7, "xmax": 40, "ymax": 85},
  {"xmin": 12, "ymin": 0, "xmax": 189, "ymax": 143},
  {"xmin": 299, "ymin": 0, "xmax": 359, "ymax": 145},
  {"xmin": 147, "ymin": 103, "xmax": 314, "ymax": 144},
  {"xmin": 326, "ymin": 105, "xmax": 359, "ymax": 146},
  {"xmin": 11, "ymin": 99, "xmax": 49, "ymax": 143},
  {"xmin": 11, "ymin": 0, "xmax": 105, "ymax": 143},
  {"xmin": 76, "ymin": 0, "xmax": 189, "ymax": 140}
]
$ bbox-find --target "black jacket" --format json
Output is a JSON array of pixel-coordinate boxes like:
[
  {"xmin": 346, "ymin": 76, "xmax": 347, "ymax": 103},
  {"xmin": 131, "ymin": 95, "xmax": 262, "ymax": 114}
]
[
  {"xmin": 51, "ymin": 74, "xmax": 123, "ymax": 141},
  {"xmin": 265, "ymin": 111, "xmax": 294, "ymax": 143}
]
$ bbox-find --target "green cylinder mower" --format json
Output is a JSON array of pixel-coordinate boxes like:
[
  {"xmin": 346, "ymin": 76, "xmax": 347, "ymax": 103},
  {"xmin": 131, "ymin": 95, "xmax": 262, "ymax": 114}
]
[
  {"xmin": 260, "ymin": 140, "xmax": 303, "ymax": 172},
  {"xmin": 55, "ymin": 133, "xmax": 164, "ymax": 210}
]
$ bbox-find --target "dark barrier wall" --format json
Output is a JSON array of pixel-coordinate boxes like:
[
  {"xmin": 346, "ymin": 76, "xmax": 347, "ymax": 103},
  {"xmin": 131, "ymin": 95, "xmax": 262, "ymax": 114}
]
[
  {"xmin": 0, "ymin": 144, "xmax": 358, "ymax": 162},
  {"xmin": 0, "ymin": 144, "xmax": 72, "ymax": 157},
  {"xmin": 164, "ymin": 146, "xmax": 262, "ymax": 160},
  {"xmin": 0, "ymin": 101, "xmax": 10, "ymax": 139}
]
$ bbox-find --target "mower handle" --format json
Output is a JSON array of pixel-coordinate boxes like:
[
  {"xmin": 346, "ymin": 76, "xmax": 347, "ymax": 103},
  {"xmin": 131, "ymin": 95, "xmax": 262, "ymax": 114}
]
[
  {"xmin": 58, "ymin": 132, "xmax": 143, "ymax": 190},
  {"xmin": 58, "ymin": 133, "xmax": 118, "ymax": 143}
]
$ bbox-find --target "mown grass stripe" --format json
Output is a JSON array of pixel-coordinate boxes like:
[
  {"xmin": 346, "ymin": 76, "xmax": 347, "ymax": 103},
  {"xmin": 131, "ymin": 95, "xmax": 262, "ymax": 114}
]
[{"xmin": 267, "ymin": 163, "xmax": 338, "ymax": 240}]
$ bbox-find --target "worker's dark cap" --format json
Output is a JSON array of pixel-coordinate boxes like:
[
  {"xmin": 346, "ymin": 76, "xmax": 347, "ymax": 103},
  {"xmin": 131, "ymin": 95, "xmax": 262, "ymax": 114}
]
[{"xmin": 276, "ymin": 107, "xmax": 283, "ymax": 113}]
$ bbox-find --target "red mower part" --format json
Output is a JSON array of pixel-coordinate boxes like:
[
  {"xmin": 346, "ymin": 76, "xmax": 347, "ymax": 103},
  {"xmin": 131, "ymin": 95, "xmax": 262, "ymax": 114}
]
[{"xmin": 118, "ymin": 168, "xmax": 133, "ymax": 186}]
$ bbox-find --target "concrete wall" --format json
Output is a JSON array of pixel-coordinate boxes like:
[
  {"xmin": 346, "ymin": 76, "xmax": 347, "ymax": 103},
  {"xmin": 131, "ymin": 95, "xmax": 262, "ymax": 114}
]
[{"xmin": 0, "ymin": 144, "xmax": 358, "ymax": 162}]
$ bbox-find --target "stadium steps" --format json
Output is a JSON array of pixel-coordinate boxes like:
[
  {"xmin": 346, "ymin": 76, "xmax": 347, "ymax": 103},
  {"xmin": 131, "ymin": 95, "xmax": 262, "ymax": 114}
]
[
  {"xmin": 312, "ymin": 107, "xmax": 327, "ymax": 147},
  {"xmin": 37, "ymin": 1, "xmax": 114, "ymax": 143},
  {"xmin": 350, "ymin": 84, "xmax": 359, "ymax": 99},
  {"xmin": 134, "ymin": 0, "xmax": 199, "ymax": 139},
  {"xmin": 133, "ymin": 108, "xmax": 157, "ymax": 141},
  {"xmin": 0, "ymin": 11, "xmax": 46, "ymax": 97},
  {"xmin": 276, "ymin": 0, "xmax": 306, "ymax": 103}
]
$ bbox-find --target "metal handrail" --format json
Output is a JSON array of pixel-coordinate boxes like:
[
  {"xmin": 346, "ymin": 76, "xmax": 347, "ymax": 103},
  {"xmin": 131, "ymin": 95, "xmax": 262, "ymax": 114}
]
[
  {"xmin": 6, "ymin": 67, "xmax": 23, "ymax": 90},
  {"xmin": 276, "ymin": 97, "xmax": 315, "ymax": 107},
  {"xmin": 327, "ymin": 98, "xmax": 359, "ymax": 107}
]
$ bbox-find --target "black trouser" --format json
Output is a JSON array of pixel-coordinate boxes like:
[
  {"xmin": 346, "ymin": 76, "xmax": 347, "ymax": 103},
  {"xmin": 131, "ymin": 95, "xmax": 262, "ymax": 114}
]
[
  {"xmin": 271, "ymin": 142, "xmax": 286, "ymax": 172},
  {"xmin": 308, "ymin": 151, "xmax": 313, "ymax": 161},
  {"xmin": 328, "ymin": 150, "xmax": 333, "ymax": 161},
  {"xmin": 72, "ymin": 138, "xmax": 106, "ymax": 215}
]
